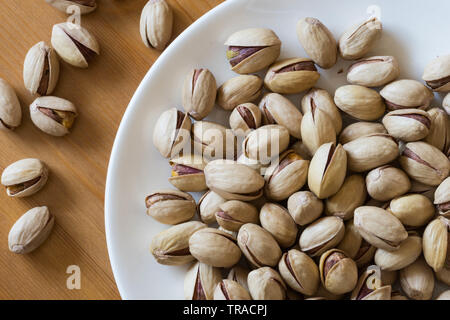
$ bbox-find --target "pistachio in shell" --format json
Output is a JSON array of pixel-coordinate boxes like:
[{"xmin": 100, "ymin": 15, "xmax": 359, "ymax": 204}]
[
  {"xmin": 214, "ymin": 280, "xmax": 251, "ymax": 300},
  {"xmin": 229, "ymin": 103, "xmax": 261, "ymax": 136},
  {"xmin": 247, "ymin": 267, "xmax": 286, "ymax": 300},
  {"xmin": 374, "ymin": 233, "xmax": 422, "ymax": 271},
  {"xmin": 422, "ymin": 54, "xmax": 450, "ymax": 92},
  {"xmin": 182, "ymin": 68, "xmax": 217, "ymax": 120},
  {"xmin": 192, "ymin": 121, "xmax": 237, "ymax": 160},
  {"xmin": 168, "ymin": 154, "xmax": 207, "ymax": 192},
  {"xmin": 287, "ymin": 191, "xmax": 323, "ymax": 226},
  {"xmin": 217, "ymin": 75, "xmax": 263, "ymax": 111},
  {"xmin": 145, "ymin": 189, "xmax": 196, "ymax": 225},
  {"xmin": 422, "ymin": 217, "xmax": 449, "ymax": 272},
  {"xmin": 399, "ymin": 257, "xmax": 435, "ymax": 300},
  {"xmin": 184, "ymin": 261, "xmax": 221, "ymax": 300},
  {"xmin": 347, "ymin": 56, "xmax": 399, "ymax": 87},
  {"xmin": 319, "ymin": 249, "xmax": 358, "ymax": 295},
  {"xmin": 351, "ymin": 265, "xmax": 391, "ymax": 300},
  {"xmin": 435, "ymin": 177, "xmax": 450, "ymax": 217},
  {"xmin": 382, "ymin": 108, "xmax": 431, "ymax": 142},
  {"xmin": 198, "ymin": 190, "xmax": 226, "ymax": 225},
  {"xmin": 259, "ymin": 203, "xmax": 298, "ymax": 248},
  {"xmin": 339, "ymin": 121, "xmax": 387, "ymax": 145},
  {"xmin": 300, "ymin": 106, "xmax": 337, "ymax": 155},
  {"xmin": 380, "ymin": 79, "xmax": 433, "ymax": 111},
  {"xmin": 243, "ymin": 125, "xmax": 290, "ymax": 164},
  {"xmin": 387, "ymin": 194, "xmax": 435, "ymax": 228},
  {"xmin": 334, "ymin": 85, "xmax": 385, "ymax": 121},
  {"xmin": 366, "ymin": 166, "xmax": 411, "ymax": 202},
  {"xmin": 215, "ymin": 200, "xmax": 259, "ymax": 232},
  {"xmin": 424, "ymin": 108, "xmax": 450, "ymax": 152}
]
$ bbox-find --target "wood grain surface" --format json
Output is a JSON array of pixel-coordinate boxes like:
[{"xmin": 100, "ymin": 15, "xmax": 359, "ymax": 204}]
[{"xmin": 0, "ymin": 0, "xmax": 223, "ymax": 300}]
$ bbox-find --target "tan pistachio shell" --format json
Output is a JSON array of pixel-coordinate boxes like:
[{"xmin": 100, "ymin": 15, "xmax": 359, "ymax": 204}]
[
  {"xmin": 422, "ymin": 54, "xmax": 450, "ymax": 92},
  {"xmin": 243, "ymin": 125, "xmax": 290, "ymax": 163},
  {"xmin": 319, "ymin": 249, "xmax": 358, "ymax": 295},
  {"xmin": 339, "ymin": 122, "xmax": 387, "ymax": 145},
  {"xmin": 334, "ymin": 85, "xmax": 385, "ymax": 121},
  {"xmin": 387, "ymin": 194, "xmax": 435, "ymax": 228},
  {"xmin": 422, "ymin": 217, "xmax": 449, "ymax": 272},
  {"xmin": 139, "ymin": 0, "xmax": 173, "ymax": 51},
  {"xmin": 259, "ymin": 203, "xmax": 298, "ymax": 248},
  {"xmin": 444, "ymin": 93, "xmax": 450, "ymax": 115},
  {"xmin": 300, "ymin": 107, "xmax": 337, "ymax": 155},
  {"xmin": 192, "ymin": 121, "xmax": 236, "ymax": 159},
  {"xmin": 198, "ymin": 190, "xmax": 226, "ymax": 225},
  {"xmin": 215, "ymin": 200, "xmax": 258, "ymax": 232},
  {"xmin": 366, "ymin": 166, "xmax": 411, "ymax": 202},
  {"xmin": 400, "ymin": 258, "xmax": 435, "ymax": 300},
  {"xmin": 46, "ymin": 0, "xmax": 97, "ymax": 14},
  {"xmin": 182, "ymin": 68, "xmax": 217, "ymax": 120},
  {"xmin": 229, "ymin": 103, "xmax": 261, "ymax": 136},
  {"xmin": 0, "ymin": 79, "xmax": 21, "ymax": 130},
  {"xmin": 382, "ymin": 108, "xmax": 431, "ymax": 142},
  {"xmin": 184, "ymin": 261, "xmax": 222, "ymax": 300},
  {"xmin": 347, "ymin": 56, "xmax": 399, "ymax": 87},
  {"xmin": 351, "ymin": 266, "xmax": 392, "ymax": 300},
  {"xmin": 145, "ymin": 189, "xmax": 196, "ymax": 225},
  {"xmin": 214, "ymin": 280, "xmax": 251, "ymax": 300},
  {"xmin": 374, "ymin": 234, "xmax": 422, "ymax": 271},
  {"xmin": 287, "ymin": 191, "xmax": 323, "ymax": 226},
  {"xmin": 217, "ymin": 75, "xmax": 263, "ymax": 111},
  {"xmin": 424, "ymin": 108, "xmax": 450, "ymax": 152},
  {"xmin": 380, "ymin": 79, "xmax": 433, "ymax": 110},
  {"xmin": 168, "ymin": 154, "xmax": 207, "ymax": 192},
  {"xmin": 227, "ymin": 266, "xmax": 250, "ymax": 291},
  {"xmin": 247, "ymin": 267, "xmax": 286, "ymax": 300},
  {"xmin": 435, "ymin": 177, "xmax": 450, "ymax": 217}
]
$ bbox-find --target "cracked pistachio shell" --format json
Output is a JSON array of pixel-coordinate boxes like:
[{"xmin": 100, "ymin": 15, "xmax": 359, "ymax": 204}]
[
  {"xmin": 260, "ymin": 203, "xmax": 298, "ymax": 248},
  {"xmin": 168, "ymin": 154, "xmax": 207, "ymax": 192},
  {"xmin": 354, "ymin": 206, "xmax": 408, "ymax": 251},
  {"xmin": 46, "ymin": 0, "xmax": 97, "ymax": 14},
  {"xmin": 278, "ymin": 249, "xmax": 320, "ymax": 295},
  {"xmin": 300, "ymin": 108, "xmax": 337, "ymax": 155},
  {"xmin": 366, "ymin": 166, "xmax": 411, "ymax": 202},
  {"xmin": 237, "ymin": 223, "xmax": 282, "ymax": 268},
  {"xmin": 51, "ymin": 22, "xmax": 99, "ymax": 68},
  {"xmin": 189, "ymin": 228, "xmax": 241, "ymax": 268},
  {"xmin": 0, "ymin": 79, "xmax": 21, "ymax": 130},
  {"xmin": 215, "ymin": 200, "xmax": 258, "ymax": 232},
  {"xmin": 30, "ymin": 96, "xmax": 77, "ymax": 136},
  {"xmin": 150, "ymin": 221, "xmax": 206, "ymax": 265},
  {"xmin": 264, "ymin": 58, "xmax": 320, "ymax": 94},
  {"xmin": 380, "ymin": 79, "xmax": 433, "ymax": 111},
  {"xmin": 299, "ymin": 216, "xmax": 345, "ymax": 257},
  {"xmin": 422, "ymin": 54, "xmax": 450, "ymax": 92},
  {"xmin": 400, "ymin": 258, "xmax": 435, "ymax": 300},
  {"xmin": 339, "ymin": 122, "xmax": 387, "ymax": 145},
  {"xmin": 23, "ymin": 41, "xmax": 60, "ymax": 96},
  {"xmin": 437, "ymin": 290, "xmax": 450, "ymax": 300},
  {"xmin": 182, "ymin": 68, "xmax": 217, "ymax": 120},
  {"xmin": 308, "ymin": 142, "xmax": 347, "ymax": 199},
  {"xmin": 374, "ymin": 234, "xmax": 422, "ymax": 271},
  {"xmin": 217, "ymin": 75, "xmax": 262, "ymax": 111},
  {"xmin": 424, "ymin": 108, "xmax": 450, "ymax": 152},
  {"xmin": 319, "ymin": 249, "xmax": 358, "ymax": 295},
  {"xmin": 339, "ymin": 17, "xmax": 382, "ymax": 60},
  {"xmin": 301, "ymin": 88, "xmax": 342, "ymax": 134},
  {"xmin": 343, "ymin": 134, "xmax": 399, "ymax": 172},
  {"xmin": 8, "ymin": 206, "xmax": 54, "ymax": 254},
  {"xmin": 399, "ymin": 141, "xmax": 450, "ymax": 186},
  {"xmin": 225, "ymin": 28, "xmax": 281, "ymax": 74},
  {"xmin": 140, "ymin": 0, "xmax": 173, "ymax": 51},
  {"xmin": 334, "ymin": 85, "xmax": 385, "ymax": 121},
  {"xmin": 347, "ymin": 56, "xmax": 399, "ymax": 87},
  {"xmin": 153, "ymin": 108, "xmax": 191, "ymax": 158},
  {"xmin": 435, "ymin": 177, "xmax": 450, "ymax": 217},
  {"xmin": 382, "ymin": 108, "xmax": 431, "ymax": 142},
  {"xmin": 259, "ymin": 93, "xmax": 303, "ymax": 139},
  {"xmin": 247, "ymin": 267, "xmax": 286, "ymax": 300},
  {"xmin": 436, "ymin": 267, "xmax": 450, "ymax": 286},
  {"xmin": 214, "ymin": 280, "xmax": 251, "ymax": 300},
  {"xmin": 1, "ymin": 158, "xmax": 48, "ymax": 198},
  {"xmin": 204, "ymin": 160, "xmax": 264, "ymax": 201},
  {"xmin": 227, "ymin": 266, "xmax": 250, "ymax": 291},
  {"xmin": 325, "ymin": 175, "xmax": 366, "ymax": 220},
  {"xmin": 287, "ymin": 191, "xmax": 323, "ymax": 226},
  {"xmin": 243, "ymin": 125, "xmax": 290, "ymax": 163},
  {"xmin": 184, "ymin": 261, "xmax": 221, "ymax": 300},
  {"xmin": 192, "ymin": 121, "xmax": 237, "ymax": 160},
  {"xmin": 444, "ymin": 93, "xmax": 450, "ymax": 115},
  {"xmin": 229, "ymin": 103, "xmax": 261, "ymax": 136},
  {"xmin": 387, "ymin": 194, "xmax": 435, "ymax": 228},
  {"xmin": 198, "ymin": 190, "xmax": 226, "ymax": 225},
  {"xmin": 296, "ymin": 18, "xmax": 337, "ymax": 69},
  {"xmin": 264, "ymin": 150, "xmax": 309, "ymax": 201},
  {"xmin": 145, "ymin": 189, "xmax": 196, "ymax": 225},
  {"xmin": 423, "ymin": 217, "xmax": 449, "ymax": 272},
  {"xmin": 351, "ymin": 266, "xmax": 391, "ymax": 300}
]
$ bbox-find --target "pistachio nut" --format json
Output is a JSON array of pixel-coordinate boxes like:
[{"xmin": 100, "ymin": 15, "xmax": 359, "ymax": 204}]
[
  {"xmin": 217, "ymin": 75, "xmax": 262, "ymax": 111},
  {"xmin": 264, "ymin": 150, "xmax": 309, "ymax": 201},
  {"xmin": 247, "ymin": 267, "xmax": 286, "ymax": 300},
  {"xmin": 343, "ymin": 134, "xmax": 399, "ymax": 172},
  {"xmin": 347, "ymin": 56, "xmax": 399, "ymax": 87},
  {"xmin": 399, "ymin": 141, "xmax": 450, "ymax": 186},
  {"xmin": 168, "ymin": 154, "xmax": 207, "ymax": 192},
  {"xmin": 422, "ymin": 54, "xmax": 450, "ymax": 92},
  {"xmin": 351, "ymin": 266, "xmax": 391, "ymax": 300},
  {"xmin": 382, "ymin": 108, "xmax": 431, "ymax": 142},
  {"xmin": 308, "ymin": 142, "xmax": 347, "ymax": 199},
  {"xmin": 182, "ymin": 68, "xmax": 217, "ymax": 120},
  {"xmin": 229, "ymin": 103, "xmax": 261, "ymax": 136},
  {"xmin": 325, "ymin": 175, "xmax": 367, "ymax": 220},
  {"xmin": 30, "ymin": 96, "xmax": 77, "ymax": 136},
  {"xmin": 380, "ymin": 270, "xmax": 398, "ymax": 286},
  {"xmin": 366, "ymin": 166, "xmax": 411, "ymax": 201},
  {"xmin": 259, "ymin": 93, "xmax": 303, "ymax": 139},
  {"xmin": 319, "ymin": 249, "xmax": 358, "ymax": 294},
  {"xmin": 299, "ymin": 216, "xmax": 345, "ymax": 257},
  {"xmin": 387, "ymin": 194, "xmax": 434, "ymax": 228},
  {"xmin": 204, "ymin": 160, "xmax": 264, "ymax": 201},
  {"xmin": 140, "ymin": 0, "xmax": 173, "ymax": 51},
  {"xmin": 259, "ymin": 203, "xmax": 298, "ymax": 248},
  {"xmin": 189, "ymin": 228, "xmax": 241, "ymax": 268},
  {"xmin": 278, "ymin": 249, "xmax": 320, "ymax": 295},
  {"xmin": 422, "ymin": 217, "xmax": 449, "ymax": 272},
  {"xmin": 198, "ymin": 190, "xmax": 226, "ymax": 225},
  {"xmin": 264, "ymin": 58, "xmax": 320, "ymax": 94},
  {"xmin": 289, "ymin": 140, "xmax": 312, "ymax": 161},
  {"xmin": 150, "ymin": 221, "xmax": 206, "ymax": 265},
  {"xmin": 339, "ymin": 122, "xmax": 387, "ymax": 145},
  {"xmin": 374, "ymin": 233, "xmax": 422, "ymax": 271},
  {"xmin": 237, "ymin": 223, "xmax": 281, "ymax": 268},
  {"xmin": 444, "ymin": 93, "xmax": 450, "ymax": 115},
  {"xmin": 436, "ymin": 267, "xmax": 450, "ymax": 286},
  {"xmin": 243, "ymin": 125, "xmax": 290, "ymax": 163},
  {"xmin": 380, "ymin": 79, "xmax": 433, "ymax": 111},
  {"xmin": 0, "ymin": 78, "xmax": 22, "ymax": 130},
  {"xmin": 399, "ymin": 257, "xmax": 435, "ymax": 300},
  {"xmin": 184, "ymin": 261, "xmax": 221, "ymax": 300},
  {"xmin": 409, "ymin": 179, "xmax": 437, "ymax": 201},
  {"xmin": 424, "ymin": 108, "xmax": 450, "ymax": 152},
  {"xmin": 215, "ymin": 200, "xmax": 258, "ymax": 232},
  {"xmin": 23, "ymin": 41, "xmax": 60, "ymax": 96},
  {"xmin": 354, "ymin": 206, "xmax": 408, "ymax": 251},
  {"xmin": 435, "ymin": 177, "xmax": 450, "ymax": 217},
  {"xmin": 225, "ymin": 28, "xmax": 281, "ymax": 74},
  {"xmin": 51, "ymin": 22, "xmax": 99, "ymax": 68},
  {"xmin": 214, "ymin": 280, "xmax": 251, "ymax": 300},
  {"xmin": 437, "ymin": 290, "xmax": 450, "ymax": 300},
  {"xmin": 300, "ymin": 108, "xmax": 337, "ymax": 156},
  {"xmin": 236, "ymin": 153, "xmax": 267, "ymax": 172},
  {"xmin": 301, "ymin": 88, "xmax": 342, "ymax": 134},
  {"xmin": 145, "ymin": 189, "xmax": 196, "ymax": 225},
  {"xmin": 287, "ymin": 191, "xmax": 323, "ymax": 226},
  {"xmin": 1, "ymin": 158, "xmax": 49, "ymax": 198},
  {"xmin": 192, "ymin": 121, "xmax": 237, "ymax": 160},
  {"xmin": 227, "ymin": 266, "xmax": 250, "ymax": 291},
  {"xmin": 296, "ymin": 18, "xmax": 337, "ymax": 69},
  {"xmin": 8, "ymin": 206, "xmax": 54, "ymax": 254},
  {"xmin": 46, "ymin": 0, "xmax": 97, "ymax": 14},
  {"xmin": 338, "ymin": 17, "xmax": 382, "ymax": 60},
  {"xmin": 334, "ymin": 85, "xmax": 385, "ymax": 121},
  {"xmin": 152, "ymin": 108, "xmax": 191, "ymax": 158}
]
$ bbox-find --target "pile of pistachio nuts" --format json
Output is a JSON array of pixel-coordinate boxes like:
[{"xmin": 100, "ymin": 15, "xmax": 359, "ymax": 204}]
[{"xmin": 148, "ymin": 14, "xmax": 450, "ymax": 300}]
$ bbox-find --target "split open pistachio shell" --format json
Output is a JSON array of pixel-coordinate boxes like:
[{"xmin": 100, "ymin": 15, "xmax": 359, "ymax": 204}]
[
  {"xmin": 334, "ymin": 85, "xmax": 385, "ymax": 121},
  {"xmin": 424, "ymin": 108, "xmax": 450, "ymax": 152},
  {"xmin": 300, "ymin": 107, "xmax": 337, "ymax": 155},
  {"xmin": 444, "ymin": 93, "xmax": 450, "ymax": 115},
  {"xmin": 168, "ymin": 154, "xmax": 207, "ymax": 192},
  {"xmin": 247, "ymin": 267, "xmax": 286, "ymax": 300},
  {"xmin": 1, "ymin": 158, "xmax": 48, "ymax": 198},
  {"xmin": 325, "ymin": 175, "xmax": 366, "ymax": 220},
  {"xmin": 145, "ymin": 189, "xmax": 196, "ymax": 225},
  {"xmin": 182, "ymin": 68, "xmax": 217, "ymax": 120},
  {"xmin": 0, "ymin": 78, "xmax": 22, "ymax": 130},
  {"xmin": 243, "ymin": 125, "xmax": 290, "ymax": 163},
  {"xmin": 380, "ymin": 79, "xmax": 433, "ymax": 111},
  {"xmin": 374, "ymin": 234, "xmax": 422, "ymax": 271},
  {"xmin": 192, "ymin": 121, "xmax": 237, "ymax": 160},
  {"xmin": 351, "ymin": 266, "xmax": 391, "ymax": 300},
  {"xmin": 435, "ymin": 177, "xmax": 450, "ymax": 217},
  {"xmin": 422, "ymin": 217, "xmax": 449, "ymax": 272},
  {"xmin": 366, "ymin": 166, "xmax": 411, "ymax": 202},
  {"xmin": 197, "ymin": 191, "xmax": 225, "ymax": 225},
  {"xmin": 184, "ymin": 261, "xmax": 221, "ymax": 300},
  {"xmin": 140, "ymin": 0, "xmax": 173, "ymax": 51},
  {"xmin": 259, "ymin": 203, "xmax": 298, "ymax": 248},
  {"xmin": 347, "ymin": 56, "xmax": 399, "ymax": 87},
  {"xmin": 229, "ymin": 103, "xmax": 261, "ymax": 136},
  {"xmin": 227, "ymin": 266, "xmax": 250, "ymax": 291},
  {"xmin": 387, "ymin": 194, "xmax": 435, "ymax": 228},
  {"xmin": 319, "ymin": 249, "xmax": 358, "ymax": 295},
  {"xmin": 217, "ymin": 75, "xmax": 263, "ymax": 111},
  {"xmin": 215, "ymin": 200, "xmax": 258, "ymax": 232},
  {"xmin": 422, "ymin": 54, "xmax": 450, "ymax": 92},
  {"xmin": 382, "ymin": 108, "xmax": 431, "ymax": 142},
  {"xmin": 287, "ymin": 191, "xmax": 323, "ymax": 226},
  {"xmin": 339, "ymin": 122, "xmax": 386, "ymax": 145},
  {"xmin": 400, "ymin": 258, "xmax": 435, "ymax": 300},
  {"xmin": 46, "ymin": 0, "xmax": 97, "ymax": 15},
  {"xmin": 214, "ymin": 280, "xmax": 251, "ymax": 300}
]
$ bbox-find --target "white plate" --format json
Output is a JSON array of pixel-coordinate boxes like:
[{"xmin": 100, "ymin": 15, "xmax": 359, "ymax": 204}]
[{"xmin": 105, "ymin": 0, "xmax": 450, "ymax": 299}]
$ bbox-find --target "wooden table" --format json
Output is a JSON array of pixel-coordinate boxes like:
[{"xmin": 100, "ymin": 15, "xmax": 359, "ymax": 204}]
[{"xmin": 0, "ymin": 0, "xmax": 223, "ymax": 300}]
